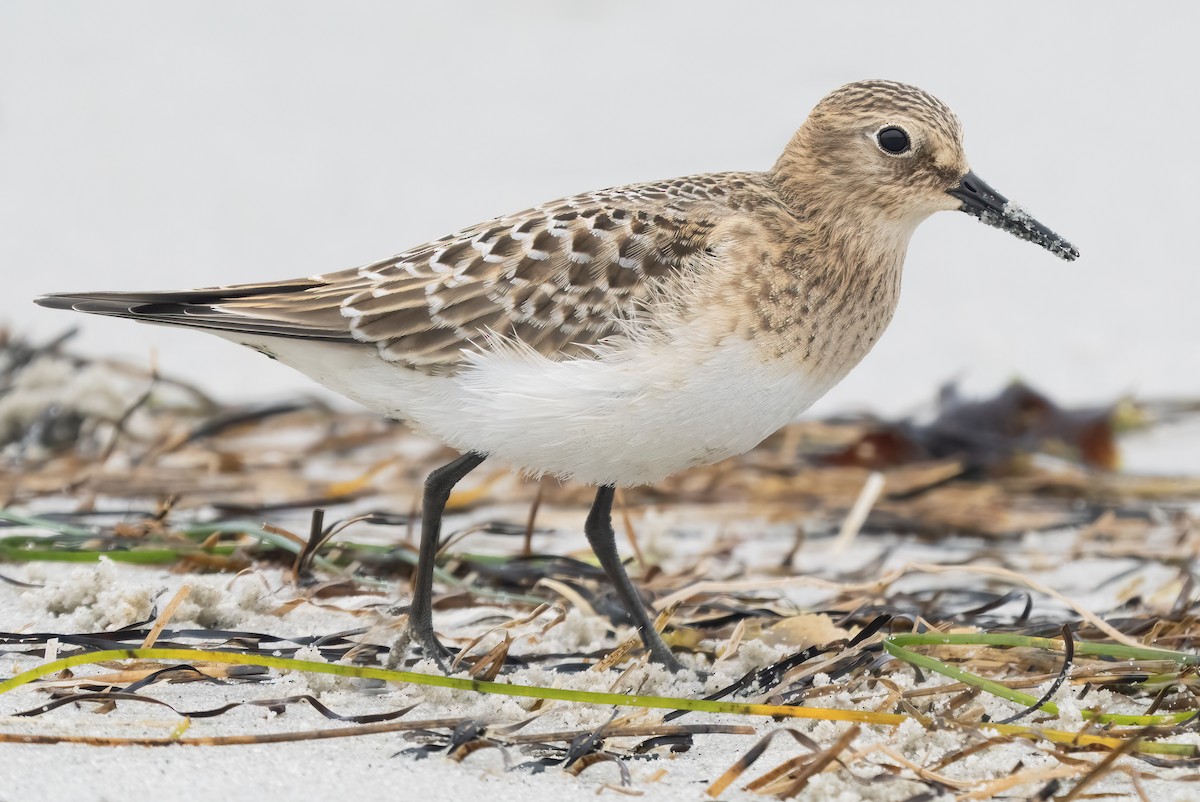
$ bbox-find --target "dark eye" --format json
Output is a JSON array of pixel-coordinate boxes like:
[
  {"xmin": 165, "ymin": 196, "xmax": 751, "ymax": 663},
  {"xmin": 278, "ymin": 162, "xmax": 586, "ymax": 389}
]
[{"xmin": 877, "ymin": 126, "xmax": 911, "ymax": 155}]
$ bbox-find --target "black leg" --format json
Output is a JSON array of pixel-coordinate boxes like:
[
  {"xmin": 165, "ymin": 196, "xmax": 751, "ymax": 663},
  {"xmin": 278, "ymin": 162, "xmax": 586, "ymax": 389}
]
[
  {"xmin": 405, "ymin": 451, "xmax": 486, "ymax": 667},
  {"xmin": 585, "ymin": 485, "xmax": 684, "ymax": 672}
]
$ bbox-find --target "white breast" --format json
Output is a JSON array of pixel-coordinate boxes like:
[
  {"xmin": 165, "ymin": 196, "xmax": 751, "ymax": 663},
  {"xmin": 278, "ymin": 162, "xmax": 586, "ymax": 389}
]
[{"xmin": 223, "ymin": 322, "xmax": 840, "ymax": 487}]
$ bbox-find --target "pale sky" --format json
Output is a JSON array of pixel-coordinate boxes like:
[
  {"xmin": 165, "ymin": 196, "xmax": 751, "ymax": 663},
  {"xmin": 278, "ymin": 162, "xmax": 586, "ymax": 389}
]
[{"xmin": 3, "ymin": 2, "xmax": 1195, "ymax": 414}]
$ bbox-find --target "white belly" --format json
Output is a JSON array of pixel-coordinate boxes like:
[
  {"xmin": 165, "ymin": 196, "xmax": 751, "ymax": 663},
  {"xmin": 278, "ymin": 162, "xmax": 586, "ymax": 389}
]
[{"xmin": 223, "ymin": 327, "xmax": 839, "ymax": 486}]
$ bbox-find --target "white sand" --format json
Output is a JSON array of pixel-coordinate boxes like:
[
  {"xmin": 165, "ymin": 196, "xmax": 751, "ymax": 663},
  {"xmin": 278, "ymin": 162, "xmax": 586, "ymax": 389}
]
[{"xmin": 2, "ymin": 503, "xmax": 1198, "ymax": 801}]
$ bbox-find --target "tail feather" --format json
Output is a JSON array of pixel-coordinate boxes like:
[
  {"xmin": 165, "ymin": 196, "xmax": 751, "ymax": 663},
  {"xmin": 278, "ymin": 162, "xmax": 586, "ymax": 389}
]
[{"xmin": 34, "ymin": 284, "xmax": 354, "ymax": 343}]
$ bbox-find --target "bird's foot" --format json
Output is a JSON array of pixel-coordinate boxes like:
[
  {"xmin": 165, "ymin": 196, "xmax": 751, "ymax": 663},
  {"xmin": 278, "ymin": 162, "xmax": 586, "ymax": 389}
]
[
  {"xmin": 640, "ymin": 627, "xmax": 689, "ymax": 676},
  {"xmin": 388, "ymin": 622, "xmax": 455, "ymax": 672}
]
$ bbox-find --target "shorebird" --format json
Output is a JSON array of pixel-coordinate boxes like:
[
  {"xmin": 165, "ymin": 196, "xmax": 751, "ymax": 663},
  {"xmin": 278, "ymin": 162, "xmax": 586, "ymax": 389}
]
[{"xmin": 36, "ymin": 80, "xmax": 1077, "ymax": 673}]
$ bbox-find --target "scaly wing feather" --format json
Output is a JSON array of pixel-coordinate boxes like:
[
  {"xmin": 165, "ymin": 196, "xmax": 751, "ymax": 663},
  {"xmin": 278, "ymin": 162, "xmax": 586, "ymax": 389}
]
[{"xmin": 38, "ymin": 173, "xmax": 763, "ymax": 373}]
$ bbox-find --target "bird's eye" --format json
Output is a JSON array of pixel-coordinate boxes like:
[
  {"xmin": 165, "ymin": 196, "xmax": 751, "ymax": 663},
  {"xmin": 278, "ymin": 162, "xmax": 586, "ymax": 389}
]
[{"xmin": 876, "ymin": 126, "xmax": 911, "ymax": 155}]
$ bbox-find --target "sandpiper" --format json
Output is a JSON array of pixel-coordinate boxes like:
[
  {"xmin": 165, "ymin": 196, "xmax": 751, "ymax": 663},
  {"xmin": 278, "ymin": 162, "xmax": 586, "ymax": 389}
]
[{"xmin": 36, "ymin": 80, "xmax": 1077, "ymax": 672}]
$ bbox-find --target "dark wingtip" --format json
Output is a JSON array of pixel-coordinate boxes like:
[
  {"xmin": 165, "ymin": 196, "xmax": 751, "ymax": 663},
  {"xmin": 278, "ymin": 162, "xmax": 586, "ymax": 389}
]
[
  {"xmin": 33, "ymin": 294, "xmax": 79, "ymax": 310},
  {"xmin": 33, "ymin": 292, "xmax": 138, "ymax": 315},
  {"xmin": 32, "ymin": 287, "xmax": 354, "ymax": 343}
]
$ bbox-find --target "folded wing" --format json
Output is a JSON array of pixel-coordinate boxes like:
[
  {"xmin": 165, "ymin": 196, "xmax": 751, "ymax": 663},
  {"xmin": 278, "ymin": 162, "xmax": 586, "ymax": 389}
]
[{"xmin": 38, "ymin": 174, "xmax": 749, "ymax": 373}]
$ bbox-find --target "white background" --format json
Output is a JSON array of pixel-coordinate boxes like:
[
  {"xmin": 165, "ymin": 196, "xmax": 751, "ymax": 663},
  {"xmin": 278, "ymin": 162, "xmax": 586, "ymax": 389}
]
[{"xmin": 2, "ymin": 2, "xmax": 1196, "ymax": 416}]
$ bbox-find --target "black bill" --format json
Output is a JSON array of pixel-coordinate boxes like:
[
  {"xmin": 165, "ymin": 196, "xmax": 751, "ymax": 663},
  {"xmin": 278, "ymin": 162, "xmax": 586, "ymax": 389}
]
[{"xmin": 948, "ymin": 170, "xmax": 1078, "ymax": 261}]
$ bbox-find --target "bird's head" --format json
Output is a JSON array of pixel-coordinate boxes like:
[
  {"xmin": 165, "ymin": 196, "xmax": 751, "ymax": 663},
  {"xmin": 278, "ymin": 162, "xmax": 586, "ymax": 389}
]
[{"xmin": 773, "ymin": 79, "xmax": 1078, "ymax": 261}]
